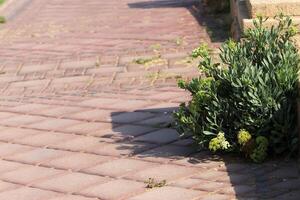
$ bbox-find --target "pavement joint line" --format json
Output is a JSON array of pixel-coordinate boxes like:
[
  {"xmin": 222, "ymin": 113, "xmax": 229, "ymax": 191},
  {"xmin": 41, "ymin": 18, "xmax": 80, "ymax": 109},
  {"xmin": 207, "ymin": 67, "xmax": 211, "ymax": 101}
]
[{"xmin": 0, "ymin": 178, "xmax": 104, "ymax": 200}]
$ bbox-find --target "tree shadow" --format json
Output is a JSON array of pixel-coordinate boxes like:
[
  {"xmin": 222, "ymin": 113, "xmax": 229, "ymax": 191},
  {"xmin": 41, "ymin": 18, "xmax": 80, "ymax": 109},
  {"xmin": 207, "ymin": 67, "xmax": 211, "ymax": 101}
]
[
  {"xmin": 127, "ymin": 0, "xmax": 231, "ymax": 42},
  {"xmin": 107, "ymin": 106, "xmax": 299, "ymax": 199}
]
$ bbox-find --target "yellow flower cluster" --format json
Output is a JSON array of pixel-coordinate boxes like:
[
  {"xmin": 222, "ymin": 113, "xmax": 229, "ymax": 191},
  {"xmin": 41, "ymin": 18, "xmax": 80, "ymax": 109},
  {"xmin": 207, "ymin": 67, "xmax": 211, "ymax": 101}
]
[
  {"xmin": 209, "ymin": 132, "xmax": 230, "ymax": 152},
  {"xmin": 237, "ymin": 129, "xmax": 252, "ymax": 146}
]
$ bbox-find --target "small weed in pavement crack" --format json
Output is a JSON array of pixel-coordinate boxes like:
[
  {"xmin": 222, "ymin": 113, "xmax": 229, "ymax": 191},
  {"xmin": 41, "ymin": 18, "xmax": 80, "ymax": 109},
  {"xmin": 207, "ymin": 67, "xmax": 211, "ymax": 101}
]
[
  {"xmin": 145, "ymin": 178, "xmax": 167, "ymax": 189},
  {"xmin": 0, "ymin": 16, "xmax": 6, "ymax": 24},
  {"xmin": 133, "ymin": 57, "xmax": 154, "ymax": 65}
]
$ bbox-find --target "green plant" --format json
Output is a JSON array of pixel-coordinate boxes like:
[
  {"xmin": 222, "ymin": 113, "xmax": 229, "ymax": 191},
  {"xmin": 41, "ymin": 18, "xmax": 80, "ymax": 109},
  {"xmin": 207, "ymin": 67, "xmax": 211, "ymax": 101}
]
[
  {"xmin": 95, "ymin": 56, "xmax": 100, "ymax": 67},
  {"xmin": 145, "ymin": 178, "xmax": 166, "ymax": 189},
  {"xmin": 133, "ymin": 55, "xmax": 164, "ymax": 65},
  {"xmin": 150, "ymin": 43, "xmax": 161, "ymax": 51},
  {"xmin": 133, "ymin": 57, "xmax": 153, "ymax": 65},
  {"xmin": 174, "ymin": 15, "xmax": 300, "ymax": 162},
  {"xmin": 175, "ymin": 37, "xmax": 183, "ymax": 46},
  {"xmin": 0, "ymin": 16, "xmax": 6, "ymax": 24},
  {"xmin": 250, "ymin": 136, "xmax": 269, "ymax": 163}
]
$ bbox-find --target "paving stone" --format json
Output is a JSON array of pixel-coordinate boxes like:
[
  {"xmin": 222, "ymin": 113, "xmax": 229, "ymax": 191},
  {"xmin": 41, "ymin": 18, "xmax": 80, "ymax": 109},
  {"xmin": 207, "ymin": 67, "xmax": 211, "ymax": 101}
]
[
  {"xmin": 0, "ymin": 115, "xmax": 47, "ymax": 126},
  {"xmin": 217, "ymin": 162, "xmax": 250, "ymax": 173},
  {"xmin": 79, "ymin": 98, "xmax": 120, "ymax": 108},
  {"xmin": 14, "ymin": 131, "xmax": 76, "ymax": 147},
  {"xmin": 267, "ymin": 166, "xmax": 299, "ymax": 179},
  {"xmin": 218, "ymin": 185, "xmax": 255, "ymax": 196},
  {"xmin": 25, "ymin": 118, "xmax": 80, "ymax": 131},
  {"xmin": 50, "ymin": 135, "xmax": 105, "ymax": 151},
  {"xmin": 49, "ymin": 195, "xmax": 99, "ymax": 200},
  {"xmin": 63, "ymin": 122, "xmax": 112, "ymax": 135},
  {"xmin": 273, "ymin": 190, "xmax": 300, "ymax": 200},
  {"xmin": 128, "ymin": 186, "xmax": 204, "ymax": 200},
  {"xmin": 133, "ymin": 128, "xmax": 179, "ymax": 144},
  {"xmin": 111, "ymin": 111, "xmax": 155, "ymax": 123},
  {"xmin": 192, "ymin": 169, "xmax": 229, "ymax": 181},
  {"xmin": 215, "ymin": 173, "xmax": 253, "ymax": 185},
  {"xmin": 0, "ymin": 112, "xmax": 18, "ymax": 120},
  {"xmin": 83, "ymin": 158, "xmax": 156, "ymax": 177},
  {"xmin": 90, "ymin": 124, "xmax": 157, "ymax": 139},
  {"xmin": 87, "ymin": 141, "xmax": 157, "ymax": 156},
  {"xmin": 108, "ymin": 100, "xmax": 154, "ymax": 111},
  {"xmin": 147, "ymin": 91, "xmax": 183, "ymax": 101},
  {"xmin": 192, "ymin": 179, "xmax": 230, "ymax": 192},
  {"xmin": 270, "ymin": 178, "xmax": 300, "ymax": 191},
  {"xmin": 0, "ymin": 128, "xmax": 45, "ymax": 142},
  {"xmin": 34, "ymin": 172, "xmax": 111, "ymax": 193},
  {"xmin": 137, "ymin": 114, "xmax": 174, "ymax": 127},
  {"xmin": 0, "ymin": 181, "xmax": 18, "ymax": 192},
  {"xmin": 35, "ymin": 106, "xmax": 85, "ymax": 117},
  {"xmin": 0, "ymin": 160, "xmax": 26, "ymax": 173},
  {"xmin": 244, "ymin": 164, "xmax": 280, "ymax": 178},
  {"xmin": 136, "ymin": 144, "xmax": 197, "ymax": 162},
  {"xmin": 0, "ymin": 125, "xmax": 8, "ymax": 131},
  {"xmin": 0, "ymin": 166, "xmax": 63, "ymax": 185},
  {"xmin": 170, "ymin": 178, "xmax": 211, "ymax": 188},
  {"xmin": 126, "ymin": 164, "xmax": 199, "ymax": 182},
  {"xmin": 6, "ymin": 148, "xmax": 70, "ymax": 164},
  {"xmin": 172, "ymin": 138, "xmax": 195, "ymax": 146},
  {"xmin": 7, "ymin": 104, "xmax": 53, "ymax": 113},
  {"xmin": 43, "ymin": 152, "xmax": 111, "ymax": 171},
  {"xmin": 0, "ymin": 142, "xmax": 34, "ymax": 157},
  {"xmin": 0, "ymin": 187, "xmax": 60, "ymax": 200},
  {"xmin": 79, "ymin": 179, "xmax": 145, "ymax": 199},
  {"xmin": 142, "ymin": 103, "xmax": 179, "ymax": 113},
  {"xmin": 200, "ymin": 193, "xmax": 232, "ymax": 200},
  {"xmin": 173, "ymin": 151, "xmax": 226, "ymax": 168},
  {"xmin": 68, "ymin": 109, "xmax": 114, "ymax": 121}
]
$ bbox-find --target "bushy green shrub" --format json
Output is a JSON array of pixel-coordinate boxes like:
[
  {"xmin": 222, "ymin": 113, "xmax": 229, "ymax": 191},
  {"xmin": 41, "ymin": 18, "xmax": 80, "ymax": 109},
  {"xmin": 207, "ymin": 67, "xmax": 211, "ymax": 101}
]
[{"xmin": 174, "ymin": 15, "xmax": 300, "ymax": 162}]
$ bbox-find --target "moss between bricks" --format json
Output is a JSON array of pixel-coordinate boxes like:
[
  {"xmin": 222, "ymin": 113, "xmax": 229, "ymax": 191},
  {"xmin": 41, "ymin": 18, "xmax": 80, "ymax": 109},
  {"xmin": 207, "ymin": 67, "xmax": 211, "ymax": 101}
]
[
  {"xmin": 0, "ymin": 0, "xmax": 6, "ymax": 23},
  {"xmin": 0, "ymin": 16, "xmax": 6, "ymax": 23}
]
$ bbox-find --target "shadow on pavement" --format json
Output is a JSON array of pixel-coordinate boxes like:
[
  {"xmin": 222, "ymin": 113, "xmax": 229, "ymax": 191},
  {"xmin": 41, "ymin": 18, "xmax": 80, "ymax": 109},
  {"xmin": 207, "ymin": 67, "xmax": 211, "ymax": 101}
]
[
  {"xmin": 108, "ymin": 106, "xmax": 300, "ymax": 199},
  {"xmin": 127, "ymin": 0, "xmax": 231, "ymax": 42}
]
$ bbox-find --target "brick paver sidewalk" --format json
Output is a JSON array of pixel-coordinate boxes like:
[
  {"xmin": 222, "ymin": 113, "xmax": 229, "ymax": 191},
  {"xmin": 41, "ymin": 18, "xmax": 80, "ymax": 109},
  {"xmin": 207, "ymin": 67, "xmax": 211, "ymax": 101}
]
[{"xmin": 0, "ymin": 0, "xmax": 298, "ymax": 200}]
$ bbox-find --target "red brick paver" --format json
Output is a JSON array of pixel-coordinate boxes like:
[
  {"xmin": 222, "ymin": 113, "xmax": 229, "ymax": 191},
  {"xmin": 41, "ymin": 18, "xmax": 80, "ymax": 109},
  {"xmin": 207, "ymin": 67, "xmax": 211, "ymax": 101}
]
[{"xmin": 0, "ymin": 0, "xmax": 297, "ymax": 200}]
